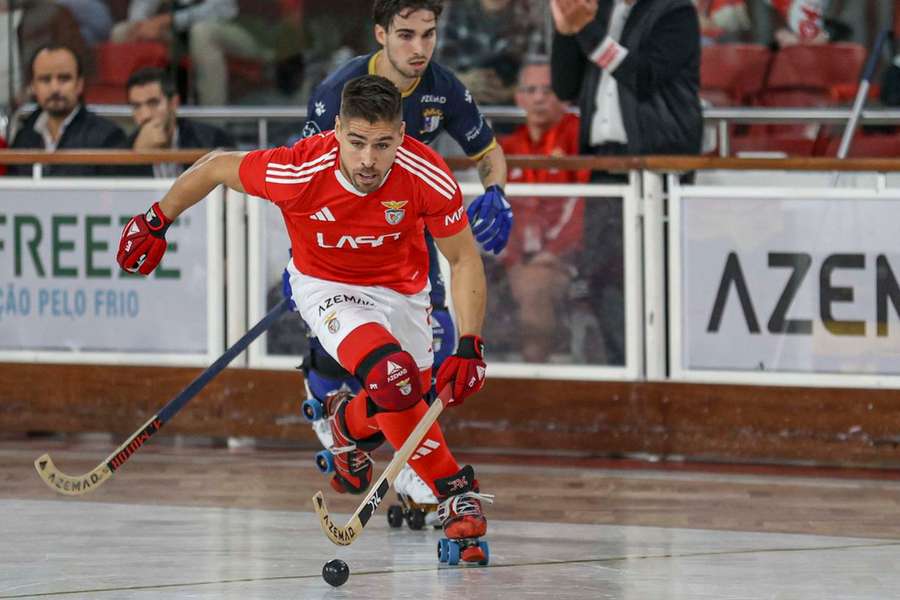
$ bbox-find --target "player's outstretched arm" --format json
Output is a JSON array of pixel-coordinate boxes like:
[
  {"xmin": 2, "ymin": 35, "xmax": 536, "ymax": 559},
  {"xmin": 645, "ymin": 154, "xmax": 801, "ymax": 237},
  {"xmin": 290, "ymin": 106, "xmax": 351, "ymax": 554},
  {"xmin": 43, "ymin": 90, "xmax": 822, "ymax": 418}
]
[
  {"xmin": 433, "ymin": 228, "xmax": 487, "ymax": 406},
  {"xmin": 158, "ymin": 150, "xmax": 248, "ymax": 220},
  {"xmin": 117, "ymin": 150, "xmax": 247, "ymax": 275}
]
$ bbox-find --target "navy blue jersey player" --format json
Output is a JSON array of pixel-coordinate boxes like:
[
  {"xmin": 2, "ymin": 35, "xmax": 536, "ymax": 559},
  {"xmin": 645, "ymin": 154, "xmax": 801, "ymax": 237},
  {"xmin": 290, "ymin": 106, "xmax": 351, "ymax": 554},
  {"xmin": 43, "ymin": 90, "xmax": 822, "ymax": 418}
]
[{"xmin": 298, "ymin": 0, "xmax": 511, "ymax": 398}]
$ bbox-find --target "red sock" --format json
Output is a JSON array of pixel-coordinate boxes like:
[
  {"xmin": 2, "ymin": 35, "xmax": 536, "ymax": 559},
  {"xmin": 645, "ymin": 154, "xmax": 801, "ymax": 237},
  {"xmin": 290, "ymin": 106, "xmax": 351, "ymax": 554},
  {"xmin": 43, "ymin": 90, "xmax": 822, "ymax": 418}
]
[
  {"xmin": 339, "ymin": 367, "xmax": 458, "ymax": 496},
  {"xmin": 375, "ymin": 400, "xmax": 460, "ymax": 497}
]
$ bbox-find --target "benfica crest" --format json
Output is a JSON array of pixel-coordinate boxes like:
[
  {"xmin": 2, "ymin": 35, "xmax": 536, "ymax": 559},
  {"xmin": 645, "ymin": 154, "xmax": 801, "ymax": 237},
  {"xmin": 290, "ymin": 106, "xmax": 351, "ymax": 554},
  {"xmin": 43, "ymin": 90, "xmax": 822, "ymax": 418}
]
[{"xmin": 381, "ymin": 200, "xmax": 408, "ymax": 225}]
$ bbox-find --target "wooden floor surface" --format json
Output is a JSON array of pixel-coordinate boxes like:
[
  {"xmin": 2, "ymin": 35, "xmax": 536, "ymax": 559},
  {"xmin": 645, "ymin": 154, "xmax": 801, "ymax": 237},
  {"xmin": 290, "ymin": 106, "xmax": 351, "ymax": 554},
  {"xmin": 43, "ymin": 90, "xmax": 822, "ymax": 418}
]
[{"xmin": 3, "ymin": 437, "xmax": 900, "ymax": 541}]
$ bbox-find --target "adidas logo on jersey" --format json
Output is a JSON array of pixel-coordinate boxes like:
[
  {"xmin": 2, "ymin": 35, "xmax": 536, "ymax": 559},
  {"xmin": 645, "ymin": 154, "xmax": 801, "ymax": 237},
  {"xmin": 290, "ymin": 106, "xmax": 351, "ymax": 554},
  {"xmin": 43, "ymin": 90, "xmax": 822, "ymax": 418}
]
[
  {"xmin": 411, "ymin": 438, "xmax": 441, "ymax": 461},
  {"xmin": 310, "ymin": 207, "xmax": 336, "ymax": 221}
]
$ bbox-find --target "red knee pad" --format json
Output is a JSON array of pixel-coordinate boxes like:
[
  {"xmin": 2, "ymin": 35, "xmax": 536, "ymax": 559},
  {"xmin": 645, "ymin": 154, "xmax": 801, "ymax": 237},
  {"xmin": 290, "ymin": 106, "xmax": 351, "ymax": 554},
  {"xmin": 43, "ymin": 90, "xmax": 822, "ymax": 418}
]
[{"xmin": 361, "ymin": 349, "xmax": 422, "ymax": 412}]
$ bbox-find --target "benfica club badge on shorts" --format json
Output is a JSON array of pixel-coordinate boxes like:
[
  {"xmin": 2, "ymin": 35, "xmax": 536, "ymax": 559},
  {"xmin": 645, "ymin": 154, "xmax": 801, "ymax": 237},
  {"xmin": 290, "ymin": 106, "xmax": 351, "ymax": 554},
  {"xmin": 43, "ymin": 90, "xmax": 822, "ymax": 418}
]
[
  {"xmin": 381, "ymin": 200, "xmax": 408, "ymax": 225},
  {"xmin": 324, "ymin": 313, "xmax": 340, "ymax": 334}
]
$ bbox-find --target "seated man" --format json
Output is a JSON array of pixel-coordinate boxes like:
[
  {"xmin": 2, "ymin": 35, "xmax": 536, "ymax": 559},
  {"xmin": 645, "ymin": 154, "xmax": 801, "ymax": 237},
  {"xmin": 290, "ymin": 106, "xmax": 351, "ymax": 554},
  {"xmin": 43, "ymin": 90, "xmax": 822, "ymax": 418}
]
[
  {"xmin": 125, "ymin": 67, "xmax": 234, "ymax": 178},
  {"xmin": 111, "ymin": 0, "xmax": 273, "ymax": 105},
  {"xmin": 498, "ymin": 56, "xmax": 586, "ymax": 363},
  {"xmin": 10, "ymin": 43, "xmax": 126, "ymax": 177}
]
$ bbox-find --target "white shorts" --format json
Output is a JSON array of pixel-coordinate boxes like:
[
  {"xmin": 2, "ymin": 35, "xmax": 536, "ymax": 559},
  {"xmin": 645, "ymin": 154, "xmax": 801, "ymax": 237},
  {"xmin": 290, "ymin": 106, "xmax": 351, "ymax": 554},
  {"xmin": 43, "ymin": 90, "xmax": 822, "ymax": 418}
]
[{"xmin": 287, "ymin": 261, "xmax": 434, "ymax": 370}]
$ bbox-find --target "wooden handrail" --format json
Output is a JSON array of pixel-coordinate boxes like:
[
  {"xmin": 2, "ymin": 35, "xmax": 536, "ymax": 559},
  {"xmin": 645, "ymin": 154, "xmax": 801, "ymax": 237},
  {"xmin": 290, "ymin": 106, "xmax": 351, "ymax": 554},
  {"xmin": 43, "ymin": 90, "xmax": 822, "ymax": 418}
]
[
  {"xmin": 2, "ymin": 149, "xmax": 900, "ymax": 172},
  {"xmin": 0, "ymin": 149, "xmax": 208, "ymax": 165}
]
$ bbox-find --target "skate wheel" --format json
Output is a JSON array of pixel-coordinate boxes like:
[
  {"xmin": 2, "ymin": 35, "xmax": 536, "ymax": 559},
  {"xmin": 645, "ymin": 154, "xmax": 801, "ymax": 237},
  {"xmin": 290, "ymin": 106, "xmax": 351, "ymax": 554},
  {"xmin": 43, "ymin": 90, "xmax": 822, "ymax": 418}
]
[
  {"xmin": 477, "ymin": 541, "xmax": 490, "ymax": 566},
  {"xmin": 387, "ymin": 505, "xmax": 404, "ymax": 528},
  {"xmin": 446, "ymin": 540, "xmax": 460, "ymax": 566},
  {"xmin": 437, "ymin": 538, "xmax": 450, "ymax": 563},
  {"xmin": 314, "ymin": 450, "xmax": 334, "ymax": 474},
  {"xmin": 302, "ymin": 398, "xmax": 325, "ymax": 422},
  {"xmin": 407, "ymin": 509, "xmax": 426, "ymax": 530}
]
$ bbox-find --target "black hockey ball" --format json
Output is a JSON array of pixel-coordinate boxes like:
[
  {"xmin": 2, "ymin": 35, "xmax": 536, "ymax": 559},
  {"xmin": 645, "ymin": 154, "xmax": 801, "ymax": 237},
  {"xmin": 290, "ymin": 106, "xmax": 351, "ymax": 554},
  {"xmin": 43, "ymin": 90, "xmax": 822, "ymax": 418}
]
[{"xmin": 322, "ymin": 558, "xmax": 350, "ymax": 587}]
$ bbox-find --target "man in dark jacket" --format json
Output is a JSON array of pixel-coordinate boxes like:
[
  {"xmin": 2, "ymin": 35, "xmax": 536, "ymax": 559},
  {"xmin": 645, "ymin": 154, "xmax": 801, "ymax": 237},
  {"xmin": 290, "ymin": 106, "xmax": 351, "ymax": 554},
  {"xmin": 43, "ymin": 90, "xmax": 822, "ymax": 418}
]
[
  {"xmin": 10, "ymin": 44, "xmax": 126, "ymax": 177},
  {"xmin": 549, "ymin": 0, "xmax": 702, "ymax": 366},
  {"xmin": 124, "ymin": 67, "xmax": 234, "ymax": 178},
  {"xmin": 550, "ymin": 0, "xmax": 702, "ymax": 158}
]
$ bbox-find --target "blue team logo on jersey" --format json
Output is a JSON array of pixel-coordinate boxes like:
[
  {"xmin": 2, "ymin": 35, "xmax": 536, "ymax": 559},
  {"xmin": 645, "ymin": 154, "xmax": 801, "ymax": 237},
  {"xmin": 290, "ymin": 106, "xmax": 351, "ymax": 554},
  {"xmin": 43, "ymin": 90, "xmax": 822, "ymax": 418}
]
[
  {"xmin": 420, "ymin": 108, "xmax": 444, "ymax": 135},
  {"xmin": 381, "ymin": 201, "xmax": 408, "ymax": 225},
  {"xmin": 302, "ymin": 120, "xmax": 321, "ymax": 138}
]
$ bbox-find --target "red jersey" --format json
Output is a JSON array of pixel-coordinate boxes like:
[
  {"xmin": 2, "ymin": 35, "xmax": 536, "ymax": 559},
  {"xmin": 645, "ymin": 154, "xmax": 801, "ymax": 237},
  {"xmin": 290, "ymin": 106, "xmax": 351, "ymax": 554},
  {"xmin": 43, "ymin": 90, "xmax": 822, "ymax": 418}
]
[
  {"xmin": 239, "ymin": 131, "xmax": 468, "ymax": 294},
  {"xmin": 498, "ymin": 113, "xmax": 586, "ymax": 266}
]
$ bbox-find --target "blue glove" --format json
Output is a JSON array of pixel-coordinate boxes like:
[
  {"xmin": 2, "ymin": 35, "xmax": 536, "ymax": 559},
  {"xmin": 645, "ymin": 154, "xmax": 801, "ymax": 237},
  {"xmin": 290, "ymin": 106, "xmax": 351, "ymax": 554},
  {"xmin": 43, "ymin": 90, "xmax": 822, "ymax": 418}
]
[{"xmin": 467, "ymin": 184, "xmax": 512, "ymax": 255}]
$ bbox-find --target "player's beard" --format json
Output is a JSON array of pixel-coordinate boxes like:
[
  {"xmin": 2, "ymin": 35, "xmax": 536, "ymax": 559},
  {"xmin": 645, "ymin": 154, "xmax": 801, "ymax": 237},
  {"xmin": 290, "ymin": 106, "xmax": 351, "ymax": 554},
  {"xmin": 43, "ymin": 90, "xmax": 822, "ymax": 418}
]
[
  {"xmin": 387, "ymin": 49, "xmax": 427, "ymax": 80},
  {"xmin": 43, "ymin": 93, "xmax": 77, "ymax": 119}
]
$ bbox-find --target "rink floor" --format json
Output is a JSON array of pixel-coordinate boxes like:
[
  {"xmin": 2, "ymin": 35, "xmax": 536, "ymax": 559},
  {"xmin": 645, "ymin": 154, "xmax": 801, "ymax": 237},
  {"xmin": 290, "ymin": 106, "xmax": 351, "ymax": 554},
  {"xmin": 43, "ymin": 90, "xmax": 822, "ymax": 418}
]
[{"xmin": 2, "ymin": 440, "xmax": 900, "ymax": 599}]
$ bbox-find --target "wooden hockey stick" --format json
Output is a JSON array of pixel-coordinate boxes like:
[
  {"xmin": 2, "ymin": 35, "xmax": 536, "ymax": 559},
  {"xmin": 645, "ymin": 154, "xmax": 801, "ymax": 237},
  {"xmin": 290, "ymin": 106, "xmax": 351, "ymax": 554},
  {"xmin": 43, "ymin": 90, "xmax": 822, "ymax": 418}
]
[
  {"xmin": 34, "ymin": 298, "xmax": 291, "ymax": 496},
  {"xmin": 313, "ymin": 384, "xmax": 452, "ymax": 546}
]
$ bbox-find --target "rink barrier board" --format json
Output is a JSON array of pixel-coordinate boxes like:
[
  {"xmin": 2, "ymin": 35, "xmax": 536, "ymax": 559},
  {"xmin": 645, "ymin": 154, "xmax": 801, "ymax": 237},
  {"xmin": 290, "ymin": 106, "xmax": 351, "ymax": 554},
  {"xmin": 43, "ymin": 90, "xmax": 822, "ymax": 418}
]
[{"xmin": 2, "ymin": 362, "xmax": 899, "ymax": 467}]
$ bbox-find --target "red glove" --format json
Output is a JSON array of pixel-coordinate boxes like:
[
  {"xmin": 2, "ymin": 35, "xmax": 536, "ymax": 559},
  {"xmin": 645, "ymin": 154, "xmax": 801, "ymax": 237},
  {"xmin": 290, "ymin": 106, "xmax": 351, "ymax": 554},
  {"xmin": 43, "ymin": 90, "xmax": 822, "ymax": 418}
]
[
  {"xmin": 435, "ymin": 335, "xmax": 486, "ymax": 407},
  {"xmin": 117, "ymin": 202, "xmax": 172, "ymax": 275}
]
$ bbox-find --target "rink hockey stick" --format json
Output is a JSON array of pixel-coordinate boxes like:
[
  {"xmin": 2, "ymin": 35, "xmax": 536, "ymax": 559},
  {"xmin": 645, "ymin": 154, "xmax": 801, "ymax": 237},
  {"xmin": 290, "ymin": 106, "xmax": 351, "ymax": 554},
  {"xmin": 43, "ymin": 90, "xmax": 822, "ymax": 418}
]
[
  {"xmin": 313, "ymin": 384, "xmax": 453, "ymax": 546},
  {"xmin": 34, "ymin": 298, "xmax": 292, "ymax": 496}
]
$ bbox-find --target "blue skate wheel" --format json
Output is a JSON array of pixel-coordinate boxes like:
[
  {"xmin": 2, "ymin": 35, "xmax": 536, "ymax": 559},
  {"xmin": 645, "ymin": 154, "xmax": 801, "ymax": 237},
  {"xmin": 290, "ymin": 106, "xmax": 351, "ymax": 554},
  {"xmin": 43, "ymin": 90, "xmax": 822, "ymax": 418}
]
[
  {"xmin": 477, "ymin": 541, "xmax": 490, "ymax": 566},
  {"xmin": 315, "ymin": 450, "xmax": 334, "ymax": 474},
  {"xmin": 437, "ymin": 538, "xmax": 450, "ymax": 563},
  {"xmin": 302, "ymin": 398, "xmax": 325, "ymax": 422},
  {"xmin": 446, "ymin": 540, "xmax": 460, "ymax": 566}
]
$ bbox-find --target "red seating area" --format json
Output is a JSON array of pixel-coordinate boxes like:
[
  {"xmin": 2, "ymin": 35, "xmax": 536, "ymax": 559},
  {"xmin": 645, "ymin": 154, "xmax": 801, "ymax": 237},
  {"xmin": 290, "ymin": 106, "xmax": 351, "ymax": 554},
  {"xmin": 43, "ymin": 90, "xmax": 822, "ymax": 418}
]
[
  {"xmin": 701, "ymin": 42, "xmax": 898, "ymax": 157},
  {"xmin": 78, "ymin": 38, "xmax": 897, "ymax": 157},
  {"xmin": 84, "ymin": 42, "xmax": 169, "ymax": 104}
]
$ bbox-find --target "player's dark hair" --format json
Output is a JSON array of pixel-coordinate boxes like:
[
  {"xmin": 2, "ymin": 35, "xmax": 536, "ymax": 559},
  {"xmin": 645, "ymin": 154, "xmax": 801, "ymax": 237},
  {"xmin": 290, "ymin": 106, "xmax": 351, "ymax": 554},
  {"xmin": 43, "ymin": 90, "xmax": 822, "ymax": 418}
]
[
  {"xmin": 373, "ymin": 0, "xmax": 444, "ymax": 30},
  {"xmin": 27, "ymin": 43, "xmax": 84, "ymax": 81},
  {"xmin": 339, "ymin": 75, "xmax": 402, "ymax": 125},
  {"xmin": 126, "ymin": 67, "xmax": 177, "ymax": 98}
]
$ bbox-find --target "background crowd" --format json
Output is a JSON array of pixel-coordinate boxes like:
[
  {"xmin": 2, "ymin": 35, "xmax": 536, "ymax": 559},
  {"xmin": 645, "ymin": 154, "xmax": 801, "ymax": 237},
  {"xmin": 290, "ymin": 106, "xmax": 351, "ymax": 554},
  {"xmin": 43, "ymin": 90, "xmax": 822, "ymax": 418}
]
[
  {"xmin": 1, "ymin": 0, "xmax": 899, "ymax": 365},
  {"xmin": 1, "ymin": 1, "xmax": 897, "ymax": 112}
]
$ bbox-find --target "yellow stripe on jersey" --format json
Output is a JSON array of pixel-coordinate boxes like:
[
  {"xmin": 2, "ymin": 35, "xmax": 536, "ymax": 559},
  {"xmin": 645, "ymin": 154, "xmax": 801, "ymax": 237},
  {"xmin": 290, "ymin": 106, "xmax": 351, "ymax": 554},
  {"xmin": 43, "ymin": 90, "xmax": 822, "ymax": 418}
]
[
  {"xmin": 468, "ymin": 138, "xmax": 498, "ymax": 162},
  {"xmin": 368, "ymin": 50, "xmax": 422, "ymax": 98}
]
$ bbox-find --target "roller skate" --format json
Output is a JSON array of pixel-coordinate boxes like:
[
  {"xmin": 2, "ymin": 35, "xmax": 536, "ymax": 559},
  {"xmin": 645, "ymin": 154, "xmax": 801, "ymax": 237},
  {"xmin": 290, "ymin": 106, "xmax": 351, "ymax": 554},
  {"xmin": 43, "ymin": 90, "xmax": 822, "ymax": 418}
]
[
  {"xmin": 434, "ymin": 465, "xmax": 494, "ymax": 566},
  {"xmin": 310, "ymin": 388, "xmax": 384, "ymax": 494},
  {"xmin": 299, "ymin": 369, "xmax": 358, "ymax": 473},
  {"xmin": 387, "ymin": 464, "xmax": 441, "ymax": 530}
]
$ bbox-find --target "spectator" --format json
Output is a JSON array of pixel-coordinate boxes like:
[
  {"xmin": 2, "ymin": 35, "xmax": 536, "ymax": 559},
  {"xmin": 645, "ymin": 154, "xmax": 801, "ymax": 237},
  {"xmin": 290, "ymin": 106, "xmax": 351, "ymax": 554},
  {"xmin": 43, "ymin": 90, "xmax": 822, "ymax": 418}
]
[
  {"xmin": 437, "ymin": 0, "xmax": 544, "ymax": 105},
  {"xmin": 769, "ymin": 0, "xmax": 831, "ymax": 46},
  {"xmin": 125, "ymin": 66, "xmax": 234, "ymax": 178},
  {"xmin": 498, "ymin": 56, "xmax": 587, "ymax": 363},
  {"xmin": 17, "ymin": 1, "xmax": 91, "ymax": 87},
  {"xmin": 9, "ymin": 44, "xmax": 126, "ymax": 177},
  {"xmin": 695, "ymin": 0, "xmax": 752, "ymax": 44},
  {"xmin": 550, "ymin": 0, "xmax": 702, "ymax": 364},
  {"xmin": 55, "ymin": 0, "xmax": 113, "ymax": 45},
  {"xmin": 110, "ymin": 0, "xmax": 273, "ymax": 105}
]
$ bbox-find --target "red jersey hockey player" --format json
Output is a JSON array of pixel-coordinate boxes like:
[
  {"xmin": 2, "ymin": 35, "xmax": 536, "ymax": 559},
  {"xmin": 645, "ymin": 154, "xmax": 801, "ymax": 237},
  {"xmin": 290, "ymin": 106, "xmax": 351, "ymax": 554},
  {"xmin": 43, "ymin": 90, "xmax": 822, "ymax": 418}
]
[{"xmin": 116, "ymin": 75, "xmax": 493, "ymax": 564}]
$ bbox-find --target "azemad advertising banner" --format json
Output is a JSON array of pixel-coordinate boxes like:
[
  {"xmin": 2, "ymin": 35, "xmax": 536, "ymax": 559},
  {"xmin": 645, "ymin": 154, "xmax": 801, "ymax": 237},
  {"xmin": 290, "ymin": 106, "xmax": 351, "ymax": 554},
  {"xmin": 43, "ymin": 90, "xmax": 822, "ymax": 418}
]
[
  {"xmin": 675, "ymin": 192, "xmax": 900, "ymax": 376},
  {"xmin": 0, "ymin": 182, "xmax": 214, "ymax": 355}
]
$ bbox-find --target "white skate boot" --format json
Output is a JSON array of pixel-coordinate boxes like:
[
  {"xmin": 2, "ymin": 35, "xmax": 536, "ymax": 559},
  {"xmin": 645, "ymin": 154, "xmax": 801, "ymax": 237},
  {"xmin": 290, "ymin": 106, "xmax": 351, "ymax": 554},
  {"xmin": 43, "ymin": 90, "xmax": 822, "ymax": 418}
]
[{"xmin": 387, "ymin": 463, "xmax": 441, "ymax": 530}]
